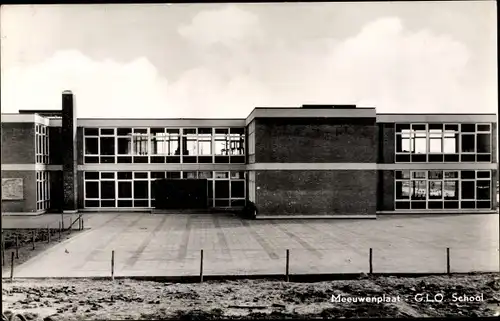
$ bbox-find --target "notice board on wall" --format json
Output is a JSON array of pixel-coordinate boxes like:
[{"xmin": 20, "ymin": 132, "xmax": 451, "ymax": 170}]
[{"xmin": 2, "ymin": 178, "xmax": 23, "ymax": 200}]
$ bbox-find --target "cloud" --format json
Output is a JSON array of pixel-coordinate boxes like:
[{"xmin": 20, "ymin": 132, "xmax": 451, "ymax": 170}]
[
  {"xmin": 178, "ymin": 5, "xmax": 263, "ymax": 48},
  {"xmin": 1, "ymin": 50, "xmax": 174, "ymax": 118},
  {"xmin": 1, "ymin": 14, "xmax": 496, "ymax": 117}
]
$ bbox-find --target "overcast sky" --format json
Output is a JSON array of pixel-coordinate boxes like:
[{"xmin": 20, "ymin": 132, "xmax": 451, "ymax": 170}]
[{"xmin": 0, "ymin": 2, "xmax": 497, "ymax": 118}]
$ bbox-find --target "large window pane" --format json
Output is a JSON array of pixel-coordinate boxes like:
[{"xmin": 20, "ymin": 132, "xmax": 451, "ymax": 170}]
[
  {"xmin": 395, "ymin": 181, "xmax": 410, "ymax": 199},
  {"xmin": 230, "ymin": 133, "xmax": 245, "ymax": 155},
  {"xmin": 411, "ymin": 181, "xmax": 426, "ymax": 200},
  {"xmin": 85, "ymin": 137, "xmax": 98, "ymax": 155},
  {"xmin": 100, "ymin": 137, "xmax": 115, "ymax": 155},
  {"xmin": 461, "ymin": 181, "xmax": 475, "ymax": 200},
  {"xmin": 133, "ymin": 135, "xmax": 148, "ymax": 155},
  {"xmin": 134, "ymin": 181, "xmax": 149, "ymax": 199},
  {"xmin": 215, "ymin": 134, "xmax": 230, "ymax": 155},
  {"xmin": 231, "ymin": 181, "xmax": 245, "ymax": 198},
  {"xmin": 476, "ymin": 134, "xmax": 491, "ymax": 153},
  {"xmin": 214, "ymin": 181, "xmax": 230, "ymax": 198},
  {"xmin": 443, "ymin": 131, "xmax": 459, "ymax": 153},
  {"xmin": 151, "ymin": 131, "xmax": 167, "ymax": 155},
  {"xmin": 117, "ymin": 137, "xmax": 132, "ymax": 154},
  {"xmin": 85, "ymin": 181, "xmax": 99, "ymax": 199},
  {"xmin": 429, "ymin": 181, "xmax": 442, "ymax": 199},
  {"xmin": 118, "ymin": 181, "xmax": 132, "ymax": 198},
  {"xmin": 183, "ymin": 135, "xmax": 197, "ymax": 156},
  {"xmin": 401, "ymin": 130, "xmax": 411, "ymax": 152},
  {"xmin": 461, "ymin": 134, "xmax": 475, "ymax": 153},
  {"xmin": 167, "ymin": 134, "xmax": 180, "ymax": 155},
  {"xmin": 100, "ymin": 181, "xmax": 115, "ymax": 199},
  {"xmin": 476, "ymin": 180, "xmax": 490, "ymax": 200},
  {"xmin": 198, "ymin": 134, "xmax": 212, "ymax": 155},
  {"xmin": 414, "ymin": 137, "xmax": 427, "ymax": 154}
]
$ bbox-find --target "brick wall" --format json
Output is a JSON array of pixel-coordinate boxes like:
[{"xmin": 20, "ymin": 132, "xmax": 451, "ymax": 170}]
[
  {"xmin": 1, "ymin": 123, "xmax": 35, "ymax": 164},
  {"xmin": 77, "ymin": 127, "xmax": 84, "ymax": 165},
  {"xmin": 49, "ymin": 127, "xmax": 63, "ymax": 165},
  {"xmin": 49, "ymin": 171, "xmax": 63, "ymax": 212},
  {"xmin": 254, "ymin": 118, "xmax": 377, "ymax": 163},
  {"xmin": 377, "ymin": 170, "xmax": 395, "ymax": 211},
  {"xmin": 255, "ymin": 170, "xmax": 376, "ymax": 215},
  {"xmin": 1, "ymin": 170, "xmax": 37, "ymax": 213},
  {"xmin": 492, "ymin": 169, "xmax": 498, "ymax": 209},
  {"xmin": 77, "ymin": 171, "xmax": 84, "ymax": 208},
  {"xmin": 492, "ymin": 123, "xmax": 497, "ymax": 163},
  {"xmin": 377, "ymin": 123, "xmax": 395, "ymax": 164}
]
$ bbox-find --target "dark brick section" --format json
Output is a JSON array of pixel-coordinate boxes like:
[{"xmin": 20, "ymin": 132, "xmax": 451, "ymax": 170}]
[
  {"xmin": 254, "ymin": 118, "xmax": 377, "ymax": 163},
  {"xmin": 255, "ymin": 170, "xmax": 376, "ymax": 215},
  {"xmin": 77, "ymin": 171, "xmax": 84, "ymax": 208},
  {"xmin": 77, "ymin": 127, "xmax": 84, "ymax": 165},
  {"xmin": 1, "ymin": 123, "xmax": 35, "ymax": 164},
  {"xmin": 1, "ymin": 170, "xmax": 36, "ymax": 213},
  {"xmin": 49, "ymin": 127, "xmax": 62, "ymax": 165},
  {"xmin": 377, "ymin": 123, "xmax": 395, "ymax": 164},
  {"xmin": 492, "ymin": 169, "xmax": 498, "ymax": 209},
  {"xmin": 49, "ymin": 171, "xmax": 63, "ymax": 212},
  {"xmin": 61, "ymin": 92, "xmax": 78, "ymax": 211},
  {"xmin": 492, "ymin": 123, "xmax": 497, "ymax": 163},
  {"xmin": 377, "ymin": 170, "xmax": 395, "ymax": 211}
]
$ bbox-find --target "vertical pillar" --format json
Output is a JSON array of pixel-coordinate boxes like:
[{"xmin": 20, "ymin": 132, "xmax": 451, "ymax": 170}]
[{"xmin": 62, "ymin": 90, "xmax": 78, "ymax": 213}]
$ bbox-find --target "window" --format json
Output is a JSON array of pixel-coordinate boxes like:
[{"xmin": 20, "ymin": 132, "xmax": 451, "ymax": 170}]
[
  {"xmin": 229, "ymin": 128, "xmax": 245, "ymax": 155},
  {"xmin": 133, "ymin": 129, "xmax": 149, "ymax": 155},
  {"xmin": 215, "ymin": 129, "xmax": 230, "ymax": 156},
  {"xmin": 413, "ymin": 125, "xmax": 427, "ymax": 154},
  {"xmin": 428, "ymin": 181, "xmax": 442, "ymax": 199},
  {"xmin": 476, "ymin": 134, "xmax": 491, "ymax": 153},
  {"xmin": 248, "ymin": 121, "xmax": 256, "ymax": 160},
  {"xmin": 117, "ymin": 128, "xmax": 132, "ymax": 155},
  {"xmin": 198, "ymin": 131, "xmax": 212, "ymax": 156},
  {"xmin": 395, "ymin": 124, "xmax": 427, "ymax": 162},
  {"xmin": 36, "ymin": 171, "xmax": 50, "ymax": 211},
  {"xmin": 166, "ymin": 129, "xmax": 180, "ymax": 156},
  {"xmin": 35, "ymin": 124, "xmax": 50, "ymax": 164},
  {"xmin": 395, "ymin": 170, "xmax": 491, "ymax": 210},
  {"xmin": 84, "ymin": 171, "xmax": 153, "ymax": 208},
  {"xmin": 183, "ymin": 131, "xmax": 198, "ymax": 156},
  {"xmin": 395, "ymin": 123, "xmax": 492, "ymax": 163},
  {"xmin": 85, "ymin": 137, "xmax": 99, "ymax": 155},
  {"xmin": 150, "ymin": 128, "xmax": 166, "ymax": 155},
  {"xmin": 428, "ymin": 124, "xmax": 443, "ymax": 153},
  {"xmin": 443, "ymin": 125, "xmax": 459, "ymax": 154},
  {"xmin": 83, "ymin": 127, "xmax": 245, "ymax": 164},
  {"xmin": 461, "ymin": 134, "xmax": 475, "ymax": 153}
]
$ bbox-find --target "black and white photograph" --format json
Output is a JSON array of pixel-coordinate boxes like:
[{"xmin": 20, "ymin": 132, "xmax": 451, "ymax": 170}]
[{"xmin": 1, "ymin": 1, "xmax": 499, "ymax": 319}]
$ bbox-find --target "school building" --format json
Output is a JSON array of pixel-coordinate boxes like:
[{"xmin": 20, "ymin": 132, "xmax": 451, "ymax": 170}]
[{"xmin": 1, "ymin": 91, "xmax": 498, "ymax": 217}]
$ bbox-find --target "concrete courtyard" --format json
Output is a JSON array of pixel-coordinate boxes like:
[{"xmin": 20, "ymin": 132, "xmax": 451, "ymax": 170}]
[{"xmin": 2, "ymin": 212, "xmax": 499, "ymax": 278}]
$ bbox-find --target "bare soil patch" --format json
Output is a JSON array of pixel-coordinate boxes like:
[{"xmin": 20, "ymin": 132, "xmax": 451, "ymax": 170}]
[{"xmin": 2, "ymin": 274, "xmax": 499, "ymax": 320}]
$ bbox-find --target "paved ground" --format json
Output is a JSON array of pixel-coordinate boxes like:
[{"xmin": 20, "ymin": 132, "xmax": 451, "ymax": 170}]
[{"xmin": 2, "ymin": 213, "xmax": 499, "ymax": 278}]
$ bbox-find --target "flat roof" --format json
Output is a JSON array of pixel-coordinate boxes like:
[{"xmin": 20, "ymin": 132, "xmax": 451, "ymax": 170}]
[{"xmin": 1, "ymin": 106, "xmax": 497, "ymax": 127}]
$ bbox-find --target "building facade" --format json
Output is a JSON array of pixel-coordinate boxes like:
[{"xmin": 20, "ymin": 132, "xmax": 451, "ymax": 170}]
[{"xmin": 1, "ymin": 91, "xmax": 498, "ymax": 217}]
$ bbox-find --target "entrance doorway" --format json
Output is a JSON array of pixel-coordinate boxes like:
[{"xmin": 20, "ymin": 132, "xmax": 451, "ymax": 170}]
[{"xmin": 153, "ymin": 179, "xmax": 208, "ymax": 210}]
